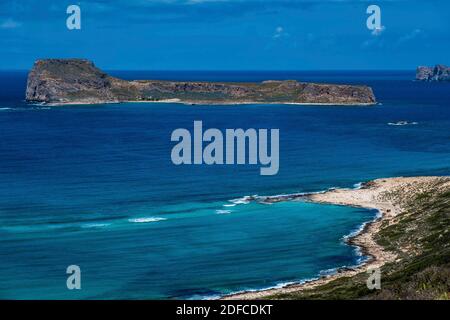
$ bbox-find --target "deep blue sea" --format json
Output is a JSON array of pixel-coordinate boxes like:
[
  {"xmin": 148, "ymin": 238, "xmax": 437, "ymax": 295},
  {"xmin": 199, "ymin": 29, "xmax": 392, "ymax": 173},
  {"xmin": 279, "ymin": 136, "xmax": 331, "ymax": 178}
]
[{"xmin": 0, "ymin": 70, "xmax": 449, "ymax": 299}]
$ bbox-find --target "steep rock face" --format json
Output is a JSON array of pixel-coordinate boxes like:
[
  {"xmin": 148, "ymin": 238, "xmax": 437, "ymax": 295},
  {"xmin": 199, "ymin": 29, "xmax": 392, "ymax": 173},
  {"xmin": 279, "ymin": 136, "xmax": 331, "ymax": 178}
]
[
  {"xmin": 26, "ymin": 59, "xmax": 119, "ymax": 103},
  {"xmin": 416, "ymin": 65, "xmax": 450, "ymax": 81},
  {"xmin": 26, "ymin": 59, "xmax": 376, "ymax": 105}
]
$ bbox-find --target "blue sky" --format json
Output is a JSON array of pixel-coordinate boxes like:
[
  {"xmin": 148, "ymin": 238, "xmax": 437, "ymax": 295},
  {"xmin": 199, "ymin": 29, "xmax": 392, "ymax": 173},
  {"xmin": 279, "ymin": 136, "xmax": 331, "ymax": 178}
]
[{"xmin": 0, "ymin": 0, "xmax": 449, "ymax": 70}]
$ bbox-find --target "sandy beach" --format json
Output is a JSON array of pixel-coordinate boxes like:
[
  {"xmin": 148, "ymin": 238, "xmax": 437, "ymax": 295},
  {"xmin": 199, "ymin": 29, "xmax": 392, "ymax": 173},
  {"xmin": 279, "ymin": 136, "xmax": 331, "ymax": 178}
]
[{"xmin": 222, "ymin": 176, "xmax": 450, "ymax": 300}]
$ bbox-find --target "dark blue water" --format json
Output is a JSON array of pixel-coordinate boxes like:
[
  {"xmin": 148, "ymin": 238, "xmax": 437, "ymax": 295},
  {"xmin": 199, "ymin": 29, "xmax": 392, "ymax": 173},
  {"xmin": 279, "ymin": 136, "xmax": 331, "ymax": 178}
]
[{"xmin": 0, "ymin": 71, "xmax": 449, "ymax": 299}]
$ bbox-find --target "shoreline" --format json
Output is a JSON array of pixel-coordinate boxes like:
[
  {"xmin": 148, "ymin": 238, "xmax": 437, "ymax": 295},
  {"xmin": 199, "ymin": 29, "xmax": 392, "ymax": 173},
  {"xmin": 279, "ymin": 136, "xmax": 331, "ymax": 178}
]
[
  {"xmin": 32, "ymin": 99, "xmax": 378, "ymax": 107},
  {"xmin": 221, "ymin": 176, "xmax": 447, "ymax": 300},
  {"xmin": 216, "ymin": 208, "xmax": 379, "ymax": 300}
]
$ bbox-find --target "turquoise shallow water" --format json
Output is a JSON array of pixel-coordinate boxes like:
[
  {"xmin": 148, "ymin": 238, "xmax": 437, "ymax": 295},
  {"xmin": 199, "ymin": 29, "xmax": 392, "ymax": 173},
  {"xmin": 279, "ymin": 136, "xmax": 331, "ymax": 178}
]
[{"xmin": 0, "ymin": 71, "xmax": 449, "ymax": 299}]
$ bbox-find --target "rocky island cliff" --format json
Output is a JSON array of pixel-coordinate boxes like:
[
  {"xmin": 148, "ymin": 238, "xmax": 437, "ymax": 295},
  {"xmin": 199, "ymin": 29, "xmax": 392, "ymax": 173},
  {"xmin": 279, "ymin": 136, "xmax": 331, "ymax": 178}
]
[
  {"xmin": 416, "ymin": 65, "xmax": 450, "ymax": 81},
  {"xmin": 26, "ymin": 59, "xmax": 376, "ymax": 105}
]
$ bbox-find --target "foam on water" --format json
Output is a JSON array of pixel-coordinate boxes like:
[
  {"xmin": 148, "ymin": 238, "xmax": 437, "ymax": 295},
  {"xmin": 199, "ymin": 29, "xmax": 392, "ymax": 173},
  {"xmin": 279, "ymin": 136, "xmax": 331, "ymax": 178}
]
[
  {"xmin": 353, "ymin": 182, "xmax": 363, "ymax": 189},
  {"xmin": 81, "ymin": 223, "xmax": 111, "ymax": 229},
  {"xmin": 216, "ymin": 209, "xmax": 232, "ymax": 214},
  {"xmin": 388, "ymin": 121, "xmax": 418, "ymax": 126},
  {"xmin": 342, "ymin": 219, "xmax": 371, "ymax": 241},
  {"xmin": 128, "ymin": 217, "xmax": 167, "ymax": 223},
  {"xmin": 229, "ymin": 195, "xmax": 256, "ymax": 205}
]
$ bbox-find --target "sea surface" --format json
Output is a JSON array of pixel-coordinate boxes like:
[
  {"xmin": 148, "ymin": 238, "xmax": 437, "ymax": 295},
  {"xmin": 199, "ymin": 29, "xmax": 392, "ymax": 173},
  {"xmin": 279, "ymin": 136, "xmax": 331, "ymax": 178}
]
[{"xmin": 0, "ymin": 70, "xmax": 449, "ymax": 299}]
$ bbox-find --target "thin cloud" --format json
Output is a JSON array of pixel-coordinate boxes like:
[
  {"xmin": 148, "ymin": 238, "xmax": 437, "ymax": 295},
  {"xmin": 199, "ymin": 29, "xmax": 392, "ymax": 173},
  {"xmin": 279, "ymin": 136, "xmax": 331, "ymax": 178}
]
[
  {"xmin": 0, "ymin": 18, "xmax": 21, "ymax": 29},
  {"xmin": 273, "ymin": 26, "xmax": 289, "ymax": 39},
  {"xmin": 397, "ymin": 28, "xmax": 424, "ymax": 44},
  {"xmin": 371, "ymin": 25, "xmax": 385, "ymax": 36}
]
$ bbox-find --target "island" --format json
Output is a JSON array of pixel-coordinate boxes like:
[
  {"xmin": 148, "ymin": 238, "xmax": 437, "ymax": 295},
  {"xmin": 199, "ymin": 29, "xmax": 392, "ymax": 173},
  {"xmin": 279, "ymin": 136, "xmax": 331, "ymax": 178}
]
[
  {"xmin": 416, "ymin": 65, "xmax": 450, "ymax": 81},
  {"xmin": 25, "ymin": 59, "xmax": 376, "ymax": 106}
]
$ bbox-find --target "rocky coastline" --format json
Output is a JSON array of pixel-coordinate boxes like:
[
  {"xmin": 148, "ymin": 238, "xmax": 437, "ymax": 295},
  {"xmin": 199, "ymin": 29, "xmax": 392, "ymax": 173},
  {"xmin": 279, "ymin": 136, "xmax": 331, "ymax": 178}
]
[{"xmin": 416, "ymin": 65, "xmax": 450, "ymax": 81}]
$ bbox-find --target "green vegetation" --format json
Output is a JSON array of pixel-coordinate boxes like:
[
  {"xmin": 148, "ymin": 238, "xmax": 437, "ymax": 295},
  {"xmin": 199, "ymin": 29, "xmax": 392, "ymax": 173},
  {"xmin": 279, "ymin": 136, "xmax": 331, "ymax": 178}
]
[{"xmin": 269, "ymin": 180, "xmax": 450, "ymax": 300}]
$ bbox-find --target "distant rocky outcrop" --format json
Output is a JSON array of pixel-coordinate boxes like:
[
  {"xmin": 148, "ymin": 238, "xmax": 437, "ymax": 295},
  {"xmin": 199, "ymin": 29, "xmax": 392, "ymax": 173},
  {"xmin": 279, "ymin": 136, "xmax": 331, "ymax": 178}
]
[
  {"xmin": 26, "ymin": 59, "xmax": 376, "ymax": 105},
  {"xmin": 416, "ymin": 65, "xmax": 450, "ymax": 81}
]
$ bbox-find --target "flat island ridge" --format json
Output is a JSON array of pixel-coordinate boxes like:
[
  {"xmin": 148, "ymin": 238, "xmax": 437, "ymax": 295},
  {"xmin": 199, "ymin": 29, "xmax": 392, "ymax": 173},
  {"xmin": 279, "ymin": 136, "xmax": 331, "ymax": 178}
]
[{"xmin": 25, "ymin": 59, "xmax": 376, "ymax": 106}]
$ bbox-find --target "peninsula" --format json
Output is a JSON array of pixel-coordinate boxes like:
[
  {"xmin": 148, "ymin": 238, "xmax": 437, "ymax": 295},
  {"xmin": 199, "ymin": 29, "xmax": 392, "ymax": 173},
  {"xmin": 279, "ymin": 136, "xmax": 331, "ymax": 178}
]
[
  {"xmin": 25, "ymin": 59, "xmax": 376, "ymax": 106},
  {"xmin": 225, "ymin": 176, "xmax": 450, "ymax": 300}
]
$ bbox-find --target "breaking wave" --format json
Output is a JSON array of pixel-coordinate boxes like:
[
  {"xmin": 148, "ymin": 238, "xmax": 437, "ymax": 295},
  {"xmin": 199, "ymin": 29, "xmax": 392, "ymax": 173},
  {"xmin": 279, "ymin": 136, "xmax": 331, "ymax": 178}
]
[
  {"xmin": 388, "ymin": 121, "xmax": 418, "ymax": 126},
  {"xmin": 215, "ymin": 209, "xmax": 232, "ymax": 215},
  {"xmin": 128, "ymin": 217, "xmax": 167, "ymax": 223}
]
